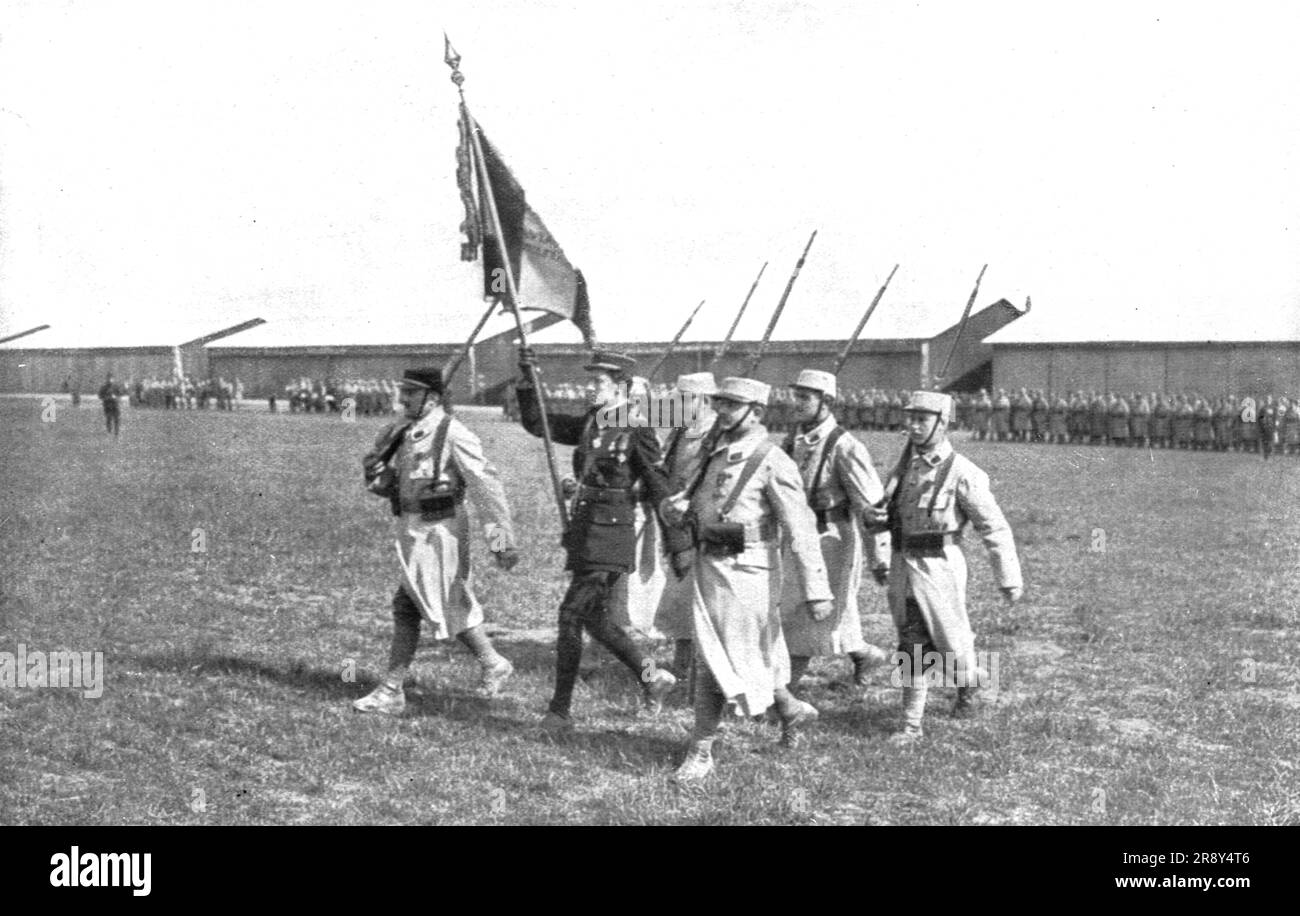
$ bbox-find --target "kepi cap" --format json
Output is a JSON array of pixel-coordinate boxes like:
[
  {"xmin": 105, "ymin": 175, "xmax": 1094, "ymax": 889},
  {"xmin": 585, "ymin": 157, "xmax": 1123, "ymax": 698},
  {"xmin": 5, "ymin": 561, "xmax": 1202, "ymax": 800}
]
[
  {"xmin": 399, "ymin": 366, "xmax": 444, "ymax": 394},
  {"xmin": 674, "ymin": 372, "xmax": 717, "ymax": 396},
  {"xmin": 583, "ymin": 350, "xmax": 636, "ymax": 376},
  {"xmin": 904, "ymin": 390, "xmax": 953, "ymax": 418},
  {"xmin": 714, "ymin": 377, "xmax": 771, "ymax": 406},
  {"xmin": 793, "ymin": 369, "xmax": 837, "ymax": 398}
]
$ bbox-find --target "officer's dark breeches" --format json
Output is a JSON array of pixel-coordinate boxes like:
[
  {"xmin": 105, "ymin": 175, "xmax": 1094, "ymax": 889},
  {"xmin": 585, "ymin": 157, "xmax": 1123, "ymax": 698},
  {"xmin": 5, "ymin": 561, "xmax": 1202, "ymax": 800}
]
[{"xmin": 549, "ymin": 570, "xmax": 645, "ymax": 717}]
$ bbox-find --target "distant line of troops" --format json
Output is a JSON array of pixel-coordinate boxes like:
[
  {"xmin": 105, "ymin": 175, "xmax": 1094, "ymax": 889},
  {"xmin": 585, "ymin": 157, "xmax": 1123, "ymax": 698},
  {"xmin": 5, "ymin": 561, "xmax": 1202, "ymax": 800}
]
[
  {"xmin": 506, "ymin": 383, "xmax": 1300, "ymax": 457},
  {"xmin": 279, "ymin": 378, "xmax": 399, "ymax": 416},
  {"xmin": 950, "ymin": 388, "xmax": 1299, "ymax": 456},
  {"xmin": 124, "ymin": 376, "xmax": 245, "ymax": 410}
]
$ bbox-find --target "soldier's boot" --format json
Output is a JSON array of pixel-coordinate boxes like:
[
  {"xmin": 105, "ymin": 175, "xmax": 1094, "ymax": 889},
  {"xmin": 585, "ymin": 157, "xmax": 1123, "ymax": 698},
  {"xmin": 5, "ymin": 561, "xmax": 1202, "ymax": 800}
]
[
  {"xmin": 952, "ymin": 684, "xmax": 982, "ymax": 719},
  {"xmin": 538, "ymin": 711, "xmax": 574, "ymax": 739},
  {"xmin": 777, "ymin": 697, "xmax": 820, "ymax": 749},
  {"xmin": 850, "ymin": 645, "xmax": 891, "ymax": 688},
  {"xmin": 642, "ymin": 668, "xmax": 677, "ymax": 716},
  {"xmin": 478, "ymin": 657, "xmax": 515, "ymax": 697},
  {"xmin": 672, "ymin": 739, "xmax": 715, "ymax": 783},
  {"xmin": 888, "ymin": 686, "xmax": 926, "ymax": 745},
  {"xmin": 352, "ymin": 682, "xmax": 406, "ymax": 716}
]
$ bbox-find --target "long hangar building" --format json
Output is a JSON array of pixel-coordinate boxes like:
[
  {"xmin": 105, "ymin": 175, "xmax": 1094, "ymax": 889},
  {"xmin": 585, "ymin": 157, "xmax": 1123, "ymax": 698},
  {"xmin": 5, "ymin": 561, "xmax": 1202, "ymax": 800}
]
[{"xmin": 3, "ymin": 302, "xmax": 1297, "ymax": 398}]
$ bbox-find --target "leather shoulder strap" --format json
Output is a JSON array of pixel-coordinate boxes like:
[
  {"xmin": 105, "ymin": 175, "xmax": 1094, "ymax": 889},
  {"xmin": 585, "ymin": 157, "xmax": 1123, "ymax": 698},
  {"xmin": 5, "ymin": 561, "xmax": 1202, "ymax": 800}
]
[
  {"xmin": 719, "ymin": 439, "xmax": 775, "ymax": 518},
  {"xmin": 808, "ymin": 426, "xmax": 845, "ymax": 501},
  {"xmin": 430, "ymin": 414, "xmax": 454, "ymax": 482}
]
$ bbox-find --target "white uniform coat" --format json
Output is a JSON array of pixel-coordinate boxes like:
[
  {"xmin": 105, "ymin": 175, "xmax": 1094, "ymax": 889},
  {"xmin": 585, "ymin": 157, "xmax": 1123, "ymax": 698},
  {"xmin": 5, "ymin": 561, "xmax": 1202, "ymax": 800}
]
[
  {"xmin": 780, "ymin": 415, "xmax": 890, "ymax": 656},
  {"xmin": 885, "ymin": 440, "xmax": 1021, "ymax": 672},
  {"xmin": 391, "ymin": 406, "xmax": 516, "ymax": 640},
  {"xmin": 685, "ymin": 425, "xmax": 831, "ymax": 716}
]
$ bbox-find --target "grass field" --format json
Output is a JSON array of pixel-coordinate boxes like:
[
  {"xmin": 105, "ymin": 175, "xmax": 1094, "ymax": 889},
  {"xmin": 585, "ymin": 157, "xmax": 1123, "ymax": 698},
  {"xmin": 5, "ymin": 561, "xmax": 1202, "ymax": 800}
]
[{"xmin": 2, "ymin": 396, "xmax": 1298, "ymax": 825}]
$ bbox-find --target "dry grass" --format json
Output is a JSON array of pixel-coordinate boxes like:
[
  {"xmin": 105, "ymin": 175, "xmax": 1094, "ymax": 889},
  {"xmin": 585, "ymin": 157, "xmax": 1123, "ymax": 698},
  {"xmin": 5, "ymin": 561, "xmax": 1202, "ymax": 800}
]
[{"xmin": 2, "ymin": 398, "xmax": 1298, "ymax": 825}]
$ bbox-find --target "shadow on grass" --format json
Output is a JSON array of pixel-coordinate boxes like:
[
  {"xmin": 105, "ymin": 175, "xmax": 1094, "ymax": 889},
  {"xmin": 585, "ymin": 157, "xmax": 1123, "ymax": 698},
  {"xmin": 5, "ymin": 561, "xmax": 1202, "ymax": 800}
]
[
  {"xmin": 130, "ymin": 648, "xmax": 361, "ymax": 701},
  {"xmin": 403, "ymin": 686, "xmax": 683, "ymax": 774}
]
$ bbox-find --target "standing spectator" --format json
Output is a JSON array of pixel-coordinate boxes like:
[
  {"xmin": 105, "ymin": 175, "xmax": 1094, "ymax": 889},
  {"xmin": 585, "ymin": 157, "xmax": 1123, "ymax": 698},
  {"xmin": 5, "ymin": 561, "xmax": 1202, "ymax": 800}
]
[{"xmin": 98, "ymin": 373, "xmax": 123, "ymax": 437}]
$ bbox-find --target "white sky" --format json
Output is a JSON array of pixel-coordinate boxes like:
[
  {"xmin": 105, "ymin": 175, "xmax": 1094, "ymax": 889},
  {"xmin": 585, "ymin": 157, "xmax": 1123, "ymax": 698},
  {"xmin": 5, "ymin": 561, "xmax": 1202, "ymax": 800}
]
[{"xmin": 1, "ymin": 0, "xmax": 1298, "ymax": 348}]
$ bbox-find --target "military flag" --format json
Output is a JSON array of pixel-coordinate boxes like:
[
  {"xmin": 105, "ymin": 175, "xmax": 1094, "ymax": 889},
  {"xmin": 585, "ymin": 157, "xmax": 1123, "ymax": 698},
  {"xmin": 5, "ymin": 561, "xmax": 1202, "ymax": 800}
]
[{"xmin": 454, "ymin": 112, "xmax": 595, "ymax": 346}]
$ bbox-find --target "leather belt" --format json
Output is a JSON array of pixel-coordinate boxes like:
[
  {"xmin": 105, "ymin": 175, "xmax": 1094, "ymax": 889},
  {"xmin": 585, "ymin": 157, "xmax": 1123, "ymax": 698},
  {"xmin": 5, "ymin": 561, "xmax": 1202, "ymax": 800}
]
[
  {"xmin": 399, "ymin": 495, "xmax": 463, "ymax": 517},
  {"xmin": 576, "ymin": 485, "xmax": 634, "ymax": 505},
  {"xmin": 891, "ymin": 531, "xmax": 958, "ymax": 556}
]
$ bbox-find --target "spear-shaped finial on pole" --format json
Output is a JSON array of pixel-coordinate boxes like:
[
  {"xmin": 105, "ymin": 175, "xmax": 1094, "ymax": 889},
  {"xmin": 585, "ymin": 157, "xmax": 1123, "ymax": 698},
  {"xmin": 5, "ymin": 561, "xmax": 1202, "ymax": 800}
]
[{"xmin": 444, "ymin": 33, "xmax": 464, "ymax": 88}]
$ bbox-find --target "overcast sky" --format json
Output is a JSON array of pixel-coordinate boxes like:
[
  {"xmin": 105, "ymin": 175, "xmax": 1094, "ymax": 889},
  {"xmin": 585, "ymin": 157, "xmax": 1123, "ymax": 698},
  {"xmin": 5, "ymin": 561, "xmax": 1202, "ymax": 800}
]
[{"xmin": 1, "ymin": 0, "xmax": 1298, "ymax": 348}]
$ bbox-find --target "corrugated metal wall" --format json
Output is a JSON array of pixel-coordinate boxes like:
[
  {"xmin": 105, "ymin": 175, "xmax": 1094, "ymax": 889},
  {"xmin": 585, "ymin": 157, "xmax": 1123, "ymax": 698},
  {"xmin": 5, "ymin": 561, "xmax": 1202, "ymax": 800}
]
[
  {"xmin": 993, "ymin": 343, "xmax": 1300, "ymax": 396},
  {"xmin": 0, "ymin": 349, "xmax": 176, "ymax": 394}
]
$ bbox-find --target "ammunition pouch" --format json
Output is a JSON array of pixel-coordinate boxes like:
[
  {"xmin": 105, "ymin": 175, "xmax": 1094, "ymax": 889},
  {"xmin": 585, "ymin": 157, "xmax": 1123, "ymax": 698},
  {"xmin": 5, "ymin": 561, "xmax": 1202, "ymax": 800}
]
[
  {"xmin": 395, "ymin": 490, "xmax": 462, "ymax": 521},
  {"xmin": 696, "ymin": 519, "xmax": 778, "ymax": 557},
  {"xmin": 698, "ymin": 521, "xmax": 747, "ymax": 557},
  {"xmin": 891, "ymin": 530, "xmax": 958, "ymax": 557}
]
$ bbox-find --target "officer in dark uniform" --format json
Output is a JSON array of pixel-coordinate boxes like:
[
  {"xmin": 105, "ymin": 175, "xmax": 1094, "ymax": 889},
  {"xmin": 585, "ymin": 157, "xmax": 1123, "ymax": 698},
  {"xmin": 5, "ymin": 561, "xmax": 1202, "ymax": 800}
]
[
  {"xmin": 516, "ymin": 348, "xmax": 693, "ymax": 735},
  {"xmin": 98, "ymin": 373, "xmax": 123, "ymax": 437}
]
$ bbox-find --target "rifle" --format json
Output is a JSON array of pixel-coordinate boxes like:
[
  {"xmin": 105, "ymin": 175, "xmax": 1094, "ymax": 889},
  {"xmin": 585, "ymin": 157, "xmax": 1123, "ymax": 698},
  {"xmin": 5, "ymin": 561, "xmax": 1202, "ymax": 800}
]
[
  {"xmin": 708, "ymin": 262, "xmax": 767, "ymax": 372},
  {"xmin": 833, "ymin": 264, "xmax": 899, "ymax": 376},
  {"xmin": 746, "ymin": 230, "xmax": 817, "ymax": 377},
  {"xmin": 873, "ymin": 265, "xmax": 987, "ymax": 521},
  {"xmin": 933, "ymin": 264, "xmax": 987, "ymax": 389},
  {"xmin": 647, "ymin": 299, "xmax": 706, "ymax": 383}
]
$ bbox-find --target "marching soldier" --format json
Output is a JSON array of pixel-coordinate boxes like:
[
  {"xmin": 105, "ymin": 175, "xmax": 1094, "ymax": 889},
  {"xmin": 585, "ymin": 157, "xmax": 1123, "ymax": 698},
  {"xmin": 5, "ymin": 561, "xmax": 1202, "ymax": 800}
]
[
  {"xmin": 352, "ymin": 367, "xmax": 520, "ymax": 716},
  {"xmin": 516, "ymin": 349, "xmax": 689, "ymax": 735},
  {"xmin": 779, "ymin": 370, "xmax": 890, "ymax": 718},
  {"xmin": 609, "ymin": 376, "xmax": 670, "ymax": 641},
  {"xmin": 661, "ymin": 377, "xmax": 832, "ymax": 781},
  {"xmin": 653, "ymin": 372, "xmax": 719, "ymax": 677},
  {"xmin": 864, "ymin": 391, "xmax": 1023, "ymax": 743}
]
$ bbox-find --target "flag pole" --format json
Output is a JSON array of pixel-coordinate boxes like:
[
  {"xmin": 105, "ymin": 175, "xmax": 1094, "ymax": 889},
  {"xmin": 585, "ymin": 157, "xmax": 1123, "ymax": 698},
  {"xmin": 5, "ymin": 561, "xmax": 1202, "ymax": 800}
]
[
  {"xmin": 707, "ymin": 261, "xmax": 767, "ymax": 373},
  {"xmin": 446, "ymin": 36, "xmax": 570, "ymax": 528}
]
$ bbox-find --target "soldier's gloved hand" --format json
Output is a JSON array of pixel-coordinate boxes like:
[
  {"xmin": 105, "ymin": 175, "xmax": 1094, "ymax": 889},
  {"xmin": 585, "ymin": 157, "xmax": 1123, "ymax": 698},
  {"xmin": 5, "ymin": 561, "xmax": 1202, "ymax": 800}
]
[
  {"xmin": 518, "ymin": 346, "xmax": 538, "ymax": 372},
  {"xmin": 805, "ymin": 599, "xmax": 834, "ymax": 622},
  {"xmin": 871, "ymin": 565, "xmax": 889, "ymax": 586},
  {"xmin": 492, "ymin": 547, "xmax": 521, "ymax": 572},
  {"xmin": 1001, "ymin": 585, "xmax": 1023, "ymax": 605},
  {"xmin": 560, "ymin": 475, "xmax": 578, "ymax": 498},
  {"xmin": 660, "ymin": 493, "xmax": 691, "ymax": 527},
  {"xmin": 670, "ymin": 549, "xmax": 695, "ymax": 580}
]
